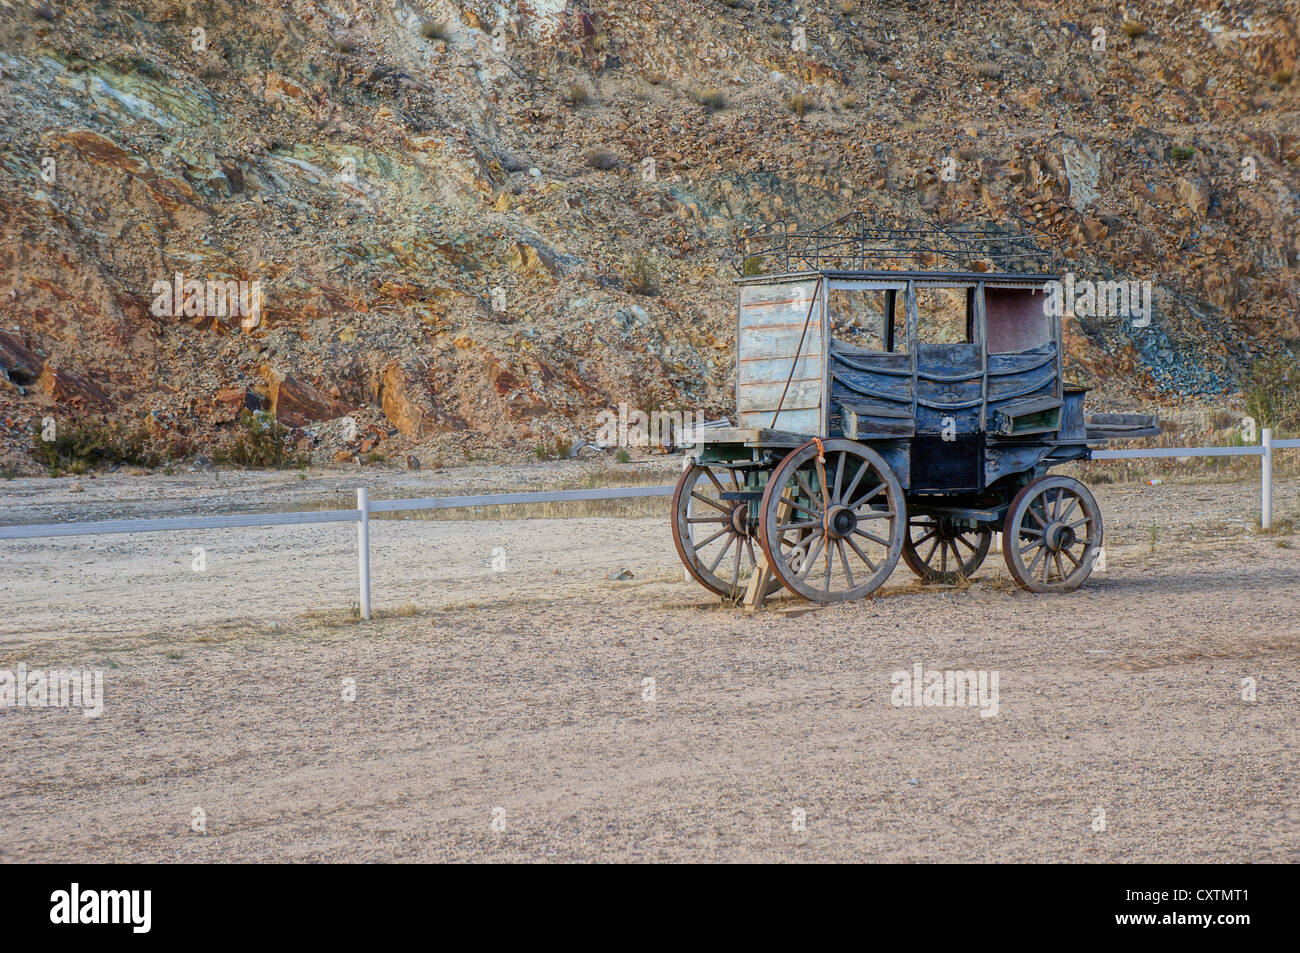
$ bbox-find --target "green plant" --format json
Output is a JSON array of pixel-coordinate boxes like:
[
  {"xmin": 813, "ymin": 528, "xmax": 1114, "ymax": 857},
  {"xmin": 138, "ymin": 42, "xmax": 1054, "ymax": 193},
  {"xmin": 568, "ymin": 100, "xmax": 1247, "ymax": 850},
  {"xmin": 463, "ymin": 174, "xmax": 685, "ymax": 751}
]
[
  {"xmin": 1273, "ymin": 69, "xmax": 1293, "ymax": 84},
  {"xmin": 1171, "ymin": 144, "xmax": 1195, "ymax": 161},
  {"xmin": 1, "ymin": 464, "xmax": 16, "ymax": 480},
  {"xmin": 1244, "ymin": 353, "xmax": 1300, "ymax": 435},
  {"xmin": 1122, "ymin": 21, "xmax": 1148, "ymax": 38},
  {"xmin": 532, "ymin": 436, "xmax": 573, "ymax": 461},
  {"xmin": 213, "ymin": 410, "xmax": 307, "ymax": 469},
  {"xmin": 29, "ymin": 417, "xmax": 179, "ymax": 473},
  {"xmin": 615, "ymin": 448, "xmax": 631, "ymax": 463},
  {"xmin": 624, "ymin": 252, "xmax": 660, "ymax": 295},
  {"xmin": 741, "ymin": 255, "xmax": 765, "ymax": 277},
  {"xmin": 565, "ymin": 83, "xmax": 591, "ymax": 105}
]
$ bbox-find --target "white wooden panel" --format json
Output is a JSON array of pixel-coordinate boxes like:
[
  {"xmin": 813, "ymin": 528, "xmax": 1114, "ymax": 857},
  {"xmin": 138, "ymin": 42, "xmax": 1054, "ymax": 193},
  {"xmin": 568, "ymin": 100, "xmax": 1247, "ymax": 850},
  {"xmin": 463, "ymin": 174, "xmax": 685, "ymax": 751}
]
[{"xmin": 736, "ymin": 279, "xmax": 825, "ymax": 433}]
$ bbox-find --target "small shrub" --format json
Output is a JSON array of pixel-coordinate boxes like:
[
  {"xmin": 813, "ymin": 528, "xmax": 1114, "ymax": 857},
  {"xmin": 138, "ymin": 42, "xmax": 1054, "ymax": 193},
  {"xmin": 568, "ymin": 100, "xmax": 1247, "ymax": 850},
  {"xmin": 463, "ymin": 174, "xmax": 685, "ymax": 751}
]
[
  {"xmin": 532, "ymin": 436, "xmax": 573, "ymax": 461},
  {"xmin": 1171, "ymin": 144, "xmax": 1195, "ymax": 161},
  {"xmin": 741, "ymin": 255, "xmax": 765, "ymax": 277},
  {"xmin": 420, "ymin": 21, "xmax": 450, "ymax": 41},
  {"xmin": 840, "ymin": 94, "xmax": 859, "ymax": 110},
  {"xmin": 585, "ymin": 149, "xmax": 620, "ymax": 170},
  {"xmin": 29, "ymin": 417, "xmax": 179, "ymax": 473},
  {"xmin": 614, "ymin": 448, "xmax": 631, "ymax": 463},
  {"xmin": 213, "ymin": 410, "xmax": 306, "ymax": 469},
  {"xmin": 1122, "ymin": 21, "xmax": 1148, "ymax": 38},
  {"xmin": 624, "ymin": 252, "xmax": 660, "ymax": 295},
  {"xmin": 565, "ymin": 83, "xmax": 591, "ymax": 105},
  {"xmin": 976, "ymin": 61, "xmax": 1003, "ymax": 79},
  {"xmin": 691, "ymin": 87, "xmax": 727, "ymax": 111},
  {"xmin": 1244, "ymin": 353, "xmax": 1300, "ymax": 435},
  {"xmin": 787, "ymin": 93, "xmax": 815, "ymax": 116},
  {"xmin": 1274, "ymin": 69, "xmax": 1293, "ymax": 84},
  {"xmin": 1, "ymin": 464, "xmax": 17, "ymax": 480}
]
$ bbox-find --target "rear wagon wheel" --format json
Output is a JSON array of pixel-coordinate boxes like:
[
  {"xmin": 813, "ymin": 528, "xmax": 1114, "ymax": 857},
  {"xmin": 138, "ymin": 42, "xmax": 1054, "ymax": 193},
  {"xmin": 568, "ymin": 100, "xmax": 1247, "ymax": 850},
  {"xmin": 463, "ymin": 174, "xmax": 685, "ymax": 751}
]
[
  {"xmin": 672, "ymin": 462, "xmax": 778, "ymax": 599},
  {"xmin": 901, "ymin": 515, "xmax": 991, "ymax": 584}
]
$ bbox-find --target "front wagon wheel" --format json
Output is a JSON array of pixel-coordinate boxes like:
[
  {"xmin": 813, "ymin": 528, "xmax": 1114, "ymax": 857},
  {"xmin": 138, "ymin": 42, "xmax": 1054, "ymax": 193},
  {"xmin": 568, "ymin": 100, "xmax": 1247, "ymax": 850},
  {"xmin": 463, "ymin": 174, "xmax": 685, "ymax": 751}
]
[
  {"xmin": 758, "ymin": 440, "xmax": 905, "ymax": 603},
  {"xmin": 1002, "ymin": 475, "xmax": 1103, "ymax": 593}
]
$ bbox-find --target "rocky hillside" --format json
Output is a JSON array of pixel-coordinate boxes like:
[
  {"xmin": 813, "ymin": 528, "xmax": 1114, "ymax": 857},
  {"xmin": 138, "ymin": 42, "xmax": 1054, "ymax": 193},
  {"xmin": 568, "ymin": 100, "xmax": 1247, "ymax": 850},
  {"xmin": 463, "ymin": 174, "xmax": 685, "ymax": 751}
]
[{"xmin": 0, "ymin": 0, "xmax": 1296, "ymax": 467}]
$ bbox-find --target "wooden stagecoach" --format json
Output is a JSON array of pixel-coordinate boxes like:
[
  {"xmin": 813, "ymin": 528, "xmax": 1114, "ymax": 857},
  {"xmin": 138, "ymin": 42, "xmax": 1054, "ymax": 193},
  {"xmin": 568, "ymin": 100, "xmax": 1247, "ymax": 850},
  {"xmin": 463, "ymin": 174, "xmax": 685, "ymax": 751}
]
[{"xmin": 672, "ymin": 214, "xmax": 1158, "ymax": 604}]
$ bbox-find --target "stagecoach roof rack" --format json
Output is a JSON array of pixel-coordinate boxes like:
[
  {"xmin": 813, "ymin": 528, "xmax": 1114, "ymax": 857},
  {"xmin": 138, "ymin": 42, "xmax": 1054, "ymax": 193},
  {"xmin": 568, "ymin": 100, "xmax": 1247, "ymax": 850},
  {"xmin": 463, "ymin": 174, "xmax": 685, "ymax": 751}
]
[{"xmin": 732, "ymin": 211, "xmax": 1059, "ymax": 279}]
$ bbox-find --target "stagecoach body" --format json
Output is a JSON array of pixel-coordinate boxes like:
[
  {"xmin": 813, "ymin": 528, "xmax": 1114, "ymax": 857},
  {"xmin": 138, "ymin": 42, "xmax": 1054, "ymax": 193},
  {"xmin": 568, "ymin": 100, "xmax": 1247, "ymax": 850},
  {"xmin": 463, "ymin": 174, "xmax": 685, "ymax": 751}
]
[{"xmin": 672, "ymin": 215, "xmax": 1158, "ymax": 602}]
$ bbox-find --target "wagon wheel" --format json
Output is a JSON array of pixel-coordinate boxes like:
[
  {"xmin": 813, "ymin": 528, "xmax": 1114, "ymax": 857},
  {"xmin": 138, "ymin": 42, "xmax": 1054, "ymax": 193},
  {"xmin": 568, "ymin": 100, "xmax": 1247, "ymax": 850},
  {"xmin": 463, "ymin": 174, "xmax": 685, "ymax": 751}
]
[
  {"xmin": 758, "ymin": 440, "xmax": 905, "ymax": 603},
  {"xmin": 672, "ymin": 462, "xmax": 779, "ymax": 599},
  {"xmin": 1002, "ymin": 475, "xmax": 1103, "ymax": 593},
  {"xmin": 901, "ymin": 515, "xmax": 992, "ymax": 584}
]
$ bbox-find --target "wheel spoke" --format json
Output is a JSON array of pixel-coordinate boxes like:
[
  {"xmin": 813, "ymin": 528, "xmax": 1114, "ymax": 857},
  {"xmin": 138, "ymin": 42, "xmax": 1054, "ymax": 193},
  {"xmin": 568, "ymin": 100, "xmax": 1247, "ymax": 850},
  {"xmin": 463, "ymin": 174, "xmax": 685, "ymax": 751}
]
[
  {"xmin": 798, "ymin": 534, "xmax": 826, "ymax": 578},
  {"xmin": 912, "ymin": 529, "xmax": 937, "ymax": 547},
  {"xmin": 844, "ymin": 534, "xmax": 878, "ymax": 572},
  {"xmin": 849, "ymin": 482, "xmax": 885, "ymax": 511},
  {"xmin": 691, "ymin": 490, "xmax": 731, "ymax": 515},
  {"xmin": 836, "ymin": 539, "xmax": 856, "ymax": 588},
  {"xmin": 777, "ymin": 519, "xmax": 819, "ymax": 532},
  {"xmin": 1059, "ymin": 496, "xmax": 1078, "ymax": 524},
  {"xmin": 693, "ymin": 526, "xmax": 730, "ymax": 550},
  {"xmin": 704, "ymin": 468, "xmax": 726, "ymax": 494},
  {"xmin": 854, "ymin": 529, "xmax": 891, "ymax": 547},
  {"xmin": 840, "ymin": 462, "xmax": 868, "ymax": 509},
  {"xmin": 706, "ymin": 534, "xmax": 735, "ymax": 574},
  {"xmin": 784, "ymin": 498, "xmax": 820, "ymax": 519},
  {"xmin": 832, "ymin": 452, "xmax": 846, "ymax": 504},
  {"xmin": 793, "ymin": 471, "xmax": 818, "ymax": 506}
]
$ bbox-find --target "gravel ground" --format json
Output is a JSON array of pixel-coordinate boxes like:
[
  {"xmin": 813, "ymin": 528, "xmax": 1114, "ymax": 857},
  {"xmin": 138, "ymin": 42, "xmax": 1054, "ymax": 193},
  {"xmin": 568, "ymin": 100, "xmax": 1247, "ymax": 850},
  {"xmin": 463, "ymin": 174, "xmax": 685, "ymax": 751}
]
[{"xmin": 0, "ymin": 470, "xmax": 1296, "ymax": 862}]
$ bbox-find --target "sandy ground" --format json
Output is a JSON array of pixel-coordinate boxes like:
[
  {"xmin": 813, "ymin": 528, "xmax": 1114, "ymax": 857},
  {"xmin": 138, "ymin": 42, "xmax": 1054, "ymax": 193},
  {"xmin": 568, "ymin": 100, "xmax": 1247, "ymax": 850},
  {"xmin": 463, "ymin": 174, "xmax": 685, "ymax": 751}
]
[{"xmin": 0, "ymin": 467, "xmax": 1296, "ymax": 862}]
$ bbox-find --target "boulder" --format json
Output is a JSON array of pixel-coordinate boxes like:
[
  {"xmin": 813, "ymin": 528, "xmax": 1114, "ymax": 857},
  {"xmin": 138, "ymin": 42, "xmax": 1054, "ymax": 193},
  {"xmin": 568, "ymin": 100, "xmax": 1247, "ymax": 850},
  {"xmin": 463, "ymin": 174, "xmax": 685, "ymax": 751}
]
[
  {"xmin": 0, "ymin": 331, "xmax": 42, "ymax": 385},
  {"xmin": 36, "ymin": 366, "xmax": 112, "ymax": 409},
  {"xmin": 378, "ymin": 362, "xmax": 430, "ymax": 437},
  {"xmin": 263, "ymin": 369, "xmax": 353, "ymax": 427}
]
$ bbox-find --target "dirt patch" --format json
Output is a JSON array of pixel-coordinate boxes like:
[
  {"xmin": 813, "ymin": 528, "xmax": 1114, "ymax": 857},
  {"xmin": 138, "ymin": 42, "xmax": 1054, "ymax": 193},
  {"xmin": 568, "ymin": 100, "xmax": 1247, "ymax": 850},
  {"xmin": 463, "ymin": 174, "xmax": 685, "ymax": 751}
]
[{"xmin": 0, "ymin": 475, "xmax": 1296, "ymax": 861}]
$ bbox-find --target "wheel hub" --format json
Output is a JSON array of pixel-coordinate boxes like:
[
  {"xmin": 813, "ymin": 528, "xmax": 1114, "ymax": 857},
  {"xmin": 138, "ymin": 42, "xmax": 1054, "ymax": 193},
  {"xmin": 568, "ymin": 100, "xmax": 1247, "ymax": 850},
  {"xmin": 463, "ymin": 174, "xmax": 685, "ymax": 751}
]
[
  {"xmin": 824, "ymin": 504, "xmax": 858, "ymax": 539},
  {"xmin": 730, "ymin": 502, "xmax": 751, "ymax": 537},
  {"xmin": 1044, "ymin": 521, "xmax": 1076, "ymax": 552}
]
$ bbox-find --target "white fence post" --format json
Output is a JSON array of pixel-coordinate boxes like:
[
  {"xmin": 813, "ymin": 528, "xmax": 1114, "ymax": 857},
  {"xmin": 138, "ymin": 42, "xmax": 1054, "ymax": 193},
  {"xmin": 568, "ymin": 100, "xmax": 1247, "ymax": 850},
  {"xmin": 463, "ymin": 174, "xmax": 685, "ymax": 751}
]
[
  {"xmin": 357, "ymin": 487, "xmax": 372, "ymax": 620},
  {"xmin": 1261, "ymin": 428, "xmax": 1273, "ymax": 530}
]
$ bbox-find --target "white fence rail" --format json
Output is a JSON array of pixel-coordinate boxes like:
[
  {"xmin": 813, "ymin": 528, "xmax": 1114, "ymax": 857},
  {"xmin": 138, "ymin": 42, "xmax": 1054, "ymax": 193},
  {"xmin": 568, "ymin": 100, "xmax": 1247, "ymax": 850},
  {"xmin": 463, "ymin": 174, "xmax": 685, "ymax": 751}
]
[{"xmin": 0, "ymin": 432, "xmax": 1294, "ymax": 619}]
